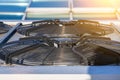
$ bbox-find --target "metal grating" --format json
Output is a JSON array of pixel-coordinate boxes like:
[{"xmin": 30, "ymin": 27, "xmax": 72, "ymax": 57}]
[
  {"xmin": 0, "ymin": 20, "xmax": 120, "ymax": 66},
  {"xmin": 0, "ymin": 21, "xmax": 11, "ymax": 34}
]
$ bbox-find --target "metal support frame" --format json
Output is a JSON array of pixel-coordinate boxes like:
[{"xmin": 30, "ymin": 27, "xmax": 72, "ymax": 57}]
[
  {"xmin": 69, "ymin": 0, "xmax": 73, "ymax": 20},
  {"xmin": 0, "ymin": 23, "xmax": 22, "ymax": 47},
  {"xmin": 22, "ymin": 0, "xmax": 32, "ymax": 20}
]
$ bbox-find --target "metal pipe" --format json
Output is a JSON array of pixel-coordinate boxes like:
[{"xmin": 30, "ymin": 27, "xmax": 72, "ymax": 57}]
[{"xmin": 0, "ymin": 23, "xmax": 22, "ymax": 47}]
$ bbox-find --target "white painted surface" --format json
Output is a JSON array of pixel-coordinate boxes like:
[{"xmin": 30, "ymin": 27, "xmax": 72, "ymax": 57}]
[{"xmin": 0, "ymin": 74, "xmax": 91, "ymax": 80}]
